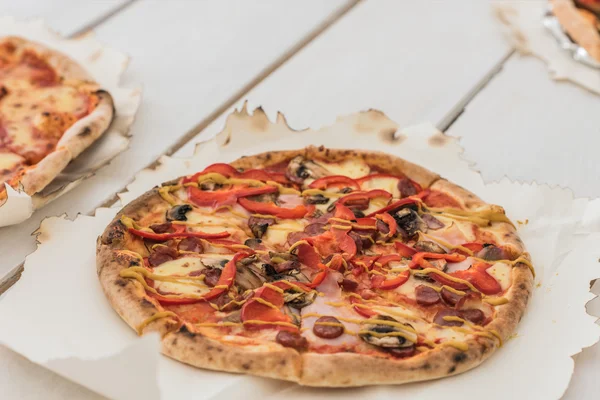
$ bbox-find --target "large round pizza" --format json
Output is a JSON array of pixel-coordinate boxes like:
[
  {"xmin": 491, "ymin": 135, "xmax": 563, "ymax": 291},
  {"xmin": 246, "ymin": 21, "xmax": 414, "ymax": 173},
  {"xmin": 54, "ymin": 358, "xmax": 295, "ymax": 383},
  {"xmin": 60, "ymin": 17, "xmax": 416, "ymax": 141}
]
[{"xmin": 97, "ymin": 146, "xmax": 533, "ymax": 387}]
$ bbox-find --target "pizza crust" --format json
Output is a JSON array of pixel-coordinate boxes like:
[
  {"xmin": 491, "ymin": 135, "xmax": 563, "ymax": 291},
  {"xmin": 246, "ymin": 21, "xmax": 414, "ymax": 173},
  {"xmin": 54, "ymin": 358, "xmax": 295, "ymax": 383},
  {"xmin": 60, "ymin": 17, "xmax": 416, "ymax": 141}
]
[
  {"xmin": 97, "ymin": 147, "xmax": 534, "ymax": 386},
  {"xmin": 0, "ymin": 36, "xmax": 115, "ymax": 197},
  {"xmin": 551, "ymin": 0, "xmax": 600, "ymax": 62}
]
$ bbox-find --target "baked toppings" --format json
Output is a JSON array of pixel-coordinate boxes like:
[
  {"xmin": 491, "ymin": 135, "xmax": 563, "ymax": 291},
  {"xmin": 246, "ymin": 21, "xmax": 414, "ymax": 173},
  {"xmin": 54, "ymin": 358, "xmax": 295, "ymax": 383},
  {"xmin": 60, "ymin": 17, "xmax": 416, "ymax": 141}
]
[
  {"xmin": 106, "ymin": 152, "xmax": 531, "ymax": 370},
  {"xmin": 0, "ymin": 37, "xmax": 110, "ymax": 194}
]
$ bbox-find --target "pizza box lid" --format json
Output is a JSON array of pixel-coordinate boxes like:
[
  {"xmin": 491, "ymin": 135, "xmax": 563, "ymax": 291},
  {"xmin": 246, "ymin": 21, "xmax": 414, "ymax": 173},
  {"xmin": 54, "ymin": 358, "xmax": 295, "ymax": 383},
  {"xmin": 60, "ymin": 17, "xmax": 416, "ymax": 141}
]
[
  {"xmin": 0, "ymin": 106, "xmax": 598, "ymax": 400},
  {"xmin": 0, "ymin": 17, "xmax": 141, "ymax": 227}
]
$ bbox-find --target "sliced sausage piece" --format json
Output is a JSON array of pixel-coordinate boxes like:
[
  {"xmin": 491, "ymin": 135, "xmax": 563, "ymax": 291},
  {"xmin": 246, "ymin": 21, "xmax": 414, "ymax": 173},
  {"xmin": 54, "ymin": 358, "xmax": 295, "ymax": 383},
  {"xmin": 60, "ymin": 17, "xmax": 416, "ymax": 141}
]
[
  {"xmin": 387, "ymin": 345, "xmax": 416, "ymax": 358},
  {"xmin": 397, "ymin": 178, "xmax": 418, "ymax": 198},
  {"xmin": 150, "ymin": 222, "xmax": 172, "ymax": 234},
  {"xmin": 287, "ymin": 231, "xmax": 309, "ymax": 246},
  {"xmin": 203, "ymin": 268, "xmax": 222, "ymax": 287},
  {"xmin": 339, "ymin": 278, "xmax": 359, "ymax": 292},
  {"xmin": 440, "ymin": 288, "xmax": 463, "ymax": 306},
  {"xmin": 276, "ymin": 330, "xmax": 308, "ymax": 350},
  {"xmin": 414, "ymin": 240, "xmax": 446, "ymax": 254},
  {"xmin": 304, "ymin": 223, "xmax": 327, "ymax": 236},
  {"xmin": 415, "ymin": 285, "xmax": 440, "ymax": 306},
  {"xmin": 433, "ymin": 309, "xmax": 464, "ymax": 327},
  {"xmin": 147, "ymin": 246, "xmax": 178, "ymax": 267},
  {"xmin": 313, "ymin": 316, "xmax": 345, "ymax": 339},
  {"xmin": 376, "ymin": 219, "xmax": 390, "ymax": 235},
  {"xmin": 460, "ymin": 309, "xmax": 485, "ymax": 325},
  {"xmin": 421, "ymin": 214, "xmax": 444, "ymax": 230},
  {"xmin": 248, "ymin": 216, "xmax": 275, "ymax": 238},
  {"xmin": 177, "ymin": 237, "xmax": 203, "ymax": 253}
]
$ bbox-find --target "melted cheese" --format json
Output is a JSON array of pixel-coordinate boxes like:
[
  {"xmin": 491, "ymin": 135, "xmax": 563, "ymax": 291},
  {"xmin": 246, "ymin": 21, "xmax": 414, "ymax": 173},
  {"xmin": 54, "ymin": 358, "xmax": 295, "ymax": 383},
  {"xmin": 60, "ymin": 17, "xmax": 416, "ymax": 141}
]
[
  {"xmin": 487, "ymin": 262, "xmax": 512, "ymax": 291},
  {"xmin": 152, "ymin": 257, "xmax": 209, "ymax": 295},
  {"xmin": 320, "ymin": 159, "xmax": 370, "ymax": 178},
  {"xmin": 360, "ymin": 176, "xmax": 400, "ymax": 198},
  {"xmin": 263, "ymin": 219, "xmax": 305, "ymax": 245},
  {"xmin": 0, "ymin": 151, "xmax": 25, "ymax": 183}
]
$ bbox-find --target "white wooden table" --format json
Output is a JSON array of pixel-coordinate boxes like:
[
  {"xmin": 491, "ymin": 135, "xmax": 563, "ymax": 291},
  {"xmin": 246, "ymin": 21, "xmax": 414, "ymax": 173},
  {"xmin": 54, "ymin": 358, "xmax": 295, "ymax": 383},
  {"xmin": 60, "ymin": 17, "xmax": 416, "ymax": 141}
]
[{"xmin": 0, "ymin": 0, "xmax": 598, "ymax": 398}]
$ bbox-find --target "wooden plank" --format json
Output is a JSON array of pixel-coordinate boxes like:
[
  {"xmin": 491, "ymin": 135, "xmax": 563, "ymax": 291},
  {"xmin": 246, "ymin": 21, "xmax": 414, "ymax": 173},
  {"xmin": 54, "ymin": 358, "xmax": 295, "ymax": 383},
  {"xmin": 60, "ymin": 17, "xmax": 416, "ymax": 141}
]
[
  {"xmin": 446, "ymin": 56, "xmax": 600, "ymax": 198},
  {"xmin": 176, "ymin": 0, "xmax": 511, "ymax": 160},
  {"xmin": 0, "ymin": 0, "xmax": 353, "ymax": 283},
  {"xmin": 0, "ymin": 0, "xmax": 129, "ymax": 37}
]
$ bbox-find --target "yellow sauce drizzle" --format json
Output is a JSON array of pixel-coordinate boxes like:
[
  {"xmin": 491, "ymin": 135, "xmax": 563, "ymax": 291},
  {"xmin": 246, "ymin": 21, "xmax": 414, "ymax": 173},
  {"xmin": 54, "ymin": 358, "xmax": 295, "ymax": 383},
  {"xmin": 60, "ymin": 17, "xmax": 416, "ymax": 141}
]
[
  {"xmin": 483, "ymin": 297, "xmax": 509, "ymax": 306},
  {"xmin": 288, "ymin": 240, "xmax": 310, "ymax": 253},
  {"xmin": 136, "ymin": 311, "xmax": 178, "ymax": 335},
  {"xmin": 253, "ymin": 297, "xmax": 280, "ymax": 310},
  {"xmin": 443, "ymin": 340, "xmax": 469, "ymax": 351},
  {"xmin": 158, "ymin": 185, "xmax": 180, "ymax": 205}
]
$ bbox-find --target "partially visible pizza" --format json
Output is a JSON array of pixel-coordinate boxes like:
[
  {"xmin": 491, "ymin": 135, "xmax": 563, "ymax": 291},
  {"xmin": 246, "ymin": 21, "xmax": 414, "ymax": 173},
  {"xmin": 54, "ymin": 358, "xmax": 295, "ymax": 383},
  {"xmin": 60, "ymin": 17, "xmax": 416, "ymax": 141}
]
[
  {"xmin": 0, "ymin": 36, "xmax": 114, "ymax": 201},
  {"xmin": 551, "ymin": 0, "xmax": 600, "ymax": 62},
  {"xmin": 97, "ymin": 147, "xmax": 534, "ymax": 387}
]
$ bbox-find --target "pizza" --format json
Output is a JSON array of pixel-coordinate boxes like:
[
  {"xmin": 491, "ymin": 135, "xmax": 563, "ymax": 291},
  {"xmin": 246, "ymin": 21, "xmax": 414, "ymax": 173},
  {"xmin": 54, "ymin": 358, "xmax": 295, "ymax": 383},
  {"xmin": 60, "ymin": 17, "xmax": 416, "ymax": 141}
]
[
  {"xmin": 551, "ymin": 0, "xmax": 600, "ymax": 62},
  {"xmin": 97, "ymin": 147, "xmax": 534, "ymax": 387},
  {"xmin": 0, "ymin": 36, "xmax": 114, "ymax": 202}
]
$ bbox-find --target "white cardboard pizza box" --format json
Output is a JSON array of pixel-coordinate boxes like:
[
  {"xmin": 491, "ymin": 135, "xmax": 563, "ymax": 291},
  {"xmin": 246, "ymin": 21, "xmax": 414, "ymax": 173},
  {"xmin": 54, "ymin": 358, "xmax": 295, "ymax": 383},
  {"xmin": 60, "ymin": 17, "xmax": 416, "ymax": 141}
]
[
  {"xmin": 0, "ymin": 17, "xmax": 141, "ymax": 227},
  {"xmin": 0, "ymin": 107, "xmax": 598, "ymax": 400}
]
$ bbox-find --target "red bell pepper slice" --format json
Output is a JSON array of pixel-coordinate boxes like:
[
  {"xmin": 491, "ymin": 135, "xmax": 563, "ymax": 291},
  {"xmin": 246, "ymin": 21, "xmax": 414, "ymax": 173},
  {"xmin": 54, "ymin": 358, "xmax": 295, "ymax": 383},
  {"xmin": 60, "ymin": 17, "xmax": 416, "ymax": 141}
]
[
  {"xmin": 408, "ymin": 252, "xmax": 467, "ymax": 269},
  {"xmin": 374, "ymin": 269, "xmax": 411, "ymax": 290},
  {"xmin": 331, "ymin": 227, "xmax": 357, "ymax": 258},
  {"xmin": 183, "ymin": 163, "xmax": 240, "ymax": 183},
  {"xmin": 451, "ymin": 262, "xmax": 501, "ymax": 295},
  {"xmin": 238, "ymin": 197, "xmax": 311, "ymax": 219},
  {"xmin": 333, "ymin": 203, "xmax": 355, "ymax": 221},
  {"xmin": 429, "ymin": 272, "xmax": 470, "ymax": 291},
  {"xmin": 205, "ymin": 238, "xmax": 254, "ymax": 253},
  {"xmin": 327, "ymin": 254, "xmax": 345, "ymax": 271},
  {"xmin": 128, "ymin": 227, "xmax": 230, "ymax": 241},
  {"xmin": 339, "ymin": 190, "xmax": 392, "ymax": 210},
  {"xmin": 351, "ymin": 255, "xmax": 380, "ymax": 270},
  {"xmin": 295, "ymin": 243, "xmax": 322, "ymax": 269},
  {"xmin": 353, "ymin": 217, "xmax": 378, "ymax": 229},
  {"xmin": 394, "ymin": 241, "xmax": 417, "ymax": 257},
  {"xmin": 241, "ymin": 286, "xmax": 295, "ymax": 331},
  {"xmin": 375, "ymin": 213, "xmax": 397, "ymax": 236},
  {"xmin": 305, "ymin": 269, "xmax": 328, "ymax": 289},
  {"xmin": 309, "ymin": 175, "xmax": 360, "ymax": 191},
  {"xmin": 377, "ymin": 254, "xmax": 404, "ymax": 267},
  {"xmin": 350, "ymin": 297, "xmax": 377, "ymax": 318},
  {"xmin": 305, "ymin": 231, "xmax": 338, "ymax": 257},
  {"xmin": 188, "ymin": 185, "xmax": 278, "ymax": 208},
  {"xmin": 200, "ymin": 252, "xmax": 245, "ymax": 301},
  {"xmin": 364, "ymin": 191, "xmax": 429, "ymax": 217}
]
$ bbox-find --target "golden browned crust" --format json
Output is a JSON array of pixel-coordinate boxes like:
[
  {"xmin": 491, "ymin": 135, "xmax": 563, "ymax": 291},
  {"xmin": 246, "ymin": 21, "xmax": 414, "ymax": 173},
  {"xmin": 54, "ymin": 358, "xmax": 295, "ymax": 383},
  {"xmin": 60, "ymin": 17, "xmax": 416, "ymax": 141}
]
[
  {"xmin": 97, "ymin": 147, "xmax": 533, "ymax": 387},
  {"xmin": 1, "ymin": 36, "xmax": 115, "ymax": 196},
  {"xmin": 161, "ymin": 330, "xmax": 302, "ymax": 381},
  {"xmin": 231, "ymin": 146, "xmax": 440, "ymax": 189},
  {"xmin": 551, "ymin": 0, "xmax": 600, "ymax": 61}
]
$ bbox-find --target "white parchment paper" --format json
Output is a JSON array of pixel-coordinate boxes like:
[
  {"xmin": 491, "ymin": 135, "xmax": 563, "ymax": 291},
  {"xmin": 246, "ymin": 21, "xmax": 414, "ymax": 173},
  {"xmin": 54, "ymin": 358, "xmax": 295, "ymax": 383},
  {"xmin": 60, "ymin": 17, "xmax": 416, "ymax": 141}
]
[
  {"xmin": 0, "ymin": 17, "xmax": 141, "ymax": 227},
  {"xmin": 0, "ymin": 107, "xmax": 598, "ymax": 400},
  {"xmin": 494, "ymin": 1, "xmax": 600, "ymax": 95}
]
